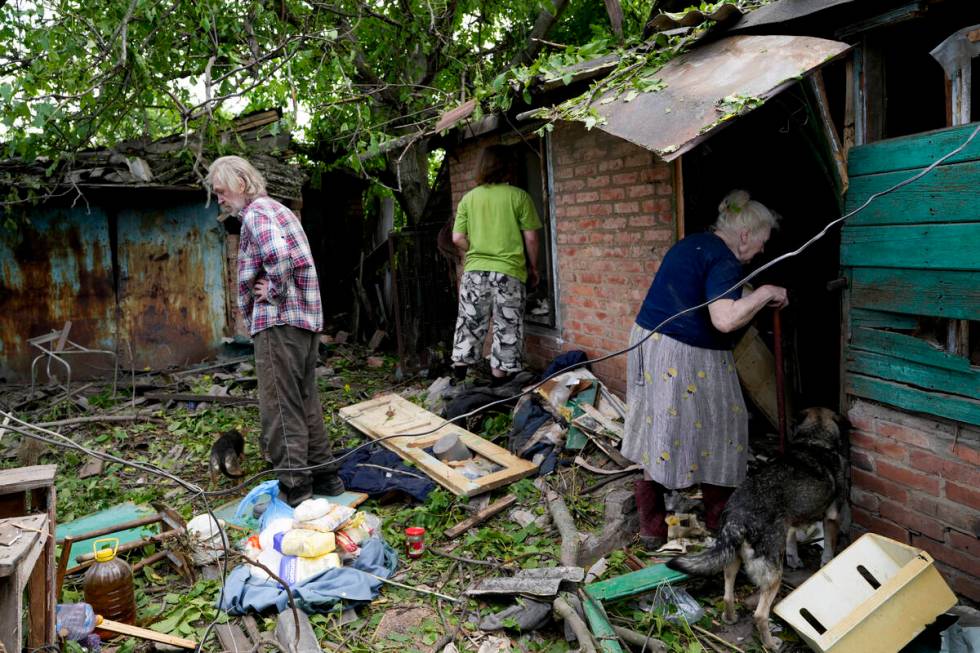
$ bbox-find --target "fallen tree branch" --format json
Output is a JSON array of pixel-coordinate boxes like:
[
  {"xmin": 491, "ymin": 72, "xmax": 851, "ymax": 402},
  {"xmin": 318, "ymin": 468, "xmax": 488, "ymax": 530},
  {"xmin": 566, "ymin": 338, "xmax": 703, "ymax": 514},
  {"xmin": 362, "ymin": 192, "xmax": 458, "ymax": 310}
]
[
  {"xmin": 612, "ymin": 625, "xmax": 669, "ymax": 652},
  {"xmin": 545, "ymin": 484, "xmax": 579, "ymax": 567},
  {"xmin": 554, "ymin": 593, "xmax": 597, "ymax": 653},
  {"xmin": 35, "ymin": 414, "xmax": 165, "ymax": 428},
  {"xmin": 431, "ymin": 547, "xmax": 516, "ymax": 571},
  {"xmin": 692, "ymin": 625, "xmax": 745, "ymax": 653}
]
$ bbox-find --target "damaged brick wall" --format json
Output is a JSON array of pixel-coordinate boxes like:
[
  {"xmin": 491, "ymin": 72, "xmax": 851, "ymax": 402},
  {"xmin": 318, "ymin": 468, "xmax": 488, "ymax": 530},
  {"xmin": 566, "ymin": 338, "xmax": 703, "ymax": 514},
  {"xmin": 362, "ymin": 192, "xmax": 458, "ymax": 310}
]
[
  {"xmin": 848, "ymin": 399, "xmax": 980, "ymax": 601},
  {"xmin": 449, "ymin": 123, "xmax": 676, "ymax": 396}
]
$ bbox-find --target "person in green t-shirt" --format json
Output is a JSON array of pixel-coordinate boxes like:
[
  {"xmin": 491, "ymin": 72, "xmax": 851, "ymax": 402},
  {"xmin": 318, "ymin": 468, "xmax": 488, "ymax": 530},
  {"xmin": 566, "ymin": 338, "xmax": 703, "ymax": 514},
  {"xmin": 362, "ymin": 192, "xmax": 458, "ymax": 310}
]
[{"xmin": 450, "ymin": 145, "xmax": 543, "ymax": 384}]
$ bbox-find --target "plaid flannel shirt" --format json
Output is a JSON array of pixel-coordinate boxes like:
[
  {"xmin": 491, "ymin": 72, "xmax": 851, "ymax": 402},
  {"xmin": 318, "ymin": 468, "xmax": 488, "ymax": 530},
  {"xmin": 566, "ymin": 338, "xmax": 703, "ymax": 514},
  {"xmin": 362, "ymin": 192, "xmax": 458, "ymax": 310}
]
[{"xmin": 237, "ymin": 196, "xmax": 323, "ymax": 336}]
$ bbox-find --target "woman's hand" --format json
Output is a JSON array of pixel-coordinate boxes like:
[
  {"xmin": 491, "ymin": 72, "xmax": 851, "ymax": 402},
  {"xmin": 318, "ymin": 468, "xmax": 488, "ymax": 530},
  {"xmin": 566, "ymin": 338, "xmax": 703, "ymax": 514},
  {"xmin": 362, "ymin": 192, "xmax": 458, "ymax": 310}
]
[{"xmin": 762, "ymin": 285, "xmax": 789, "ymax": 309}]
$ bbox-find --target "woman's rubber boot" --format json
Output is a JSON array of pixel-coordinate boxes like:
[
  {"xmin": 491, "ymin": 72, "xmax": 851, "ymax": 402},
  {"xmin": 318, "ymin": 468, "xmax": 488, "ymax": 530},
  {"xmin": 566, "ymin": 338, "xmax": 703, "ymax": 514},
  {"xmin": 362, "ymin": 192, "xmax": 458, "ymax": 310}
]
[
  {"xmin": 635, "ymin": 479, "xmax": 668, "ymax": 550},
  {"xmin": 701, "ymin": 483, "xmax": 735, "ymax": 532}
]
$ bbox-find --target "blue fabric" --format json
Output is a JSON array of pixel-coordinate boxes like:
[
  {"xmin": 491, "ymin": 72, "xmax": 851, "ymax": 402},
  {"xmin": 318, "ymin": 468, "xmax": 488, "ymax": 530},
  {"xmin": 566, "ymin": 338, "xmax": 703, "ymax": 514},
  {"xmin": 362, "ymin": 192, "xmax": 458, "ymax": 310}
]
[
  {"xmin": 635, "ymin": 232, "xmax": 743, "ymax": 350},
  {"xmin": 218, "ymin": 537, "xmax": 398, "ymax": 615},
  {"xmin": 506, "ymin": 397, "xmax": 558, "ymax": 475},
  {"xmin": 541, "ymin": 349, "xmax": 588, "ymax": 380},
  {"xmin": 337, "ymin": 444, "xmax": 436, "ymax": 502}
]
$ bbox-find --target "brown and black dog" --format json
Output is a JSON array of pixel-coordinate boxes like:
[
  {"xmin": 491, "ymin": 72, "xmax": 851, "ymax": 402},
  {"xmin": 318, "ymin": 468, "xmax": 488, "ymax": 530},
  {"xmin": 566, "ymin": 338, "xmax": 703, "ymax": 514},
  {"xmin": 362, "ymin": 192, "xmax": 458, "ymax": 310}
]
[{"xmin": 668, "ymin": 408, "xmax": 849, "ymax": 651}]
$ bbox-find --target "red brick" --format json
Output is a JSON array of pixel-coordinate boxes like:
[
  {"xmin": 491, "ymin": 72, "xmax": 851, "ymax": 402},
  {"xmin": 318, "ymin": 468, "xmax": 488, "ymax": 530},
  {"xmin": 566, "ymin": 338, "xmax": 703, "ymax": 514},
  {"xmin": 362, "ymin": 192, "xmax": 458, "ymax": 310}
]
[
  {"xmin": 877, "ymin": 420, "xmax": 931, "ymax": 448},
  {"xmin": 942, "ymin": 564, "xmax": 980, "ymax": 603},
  {"xmin": 574, "ymin": 163, "xmax": 596, "ymax": 177},
  {"xmin": 850, "ymin": 448, "xmax": 875, "ymax": 471},
  {"xmin": 597, "ymin": 158, "xmax": 624, "ymax": 172},
  {"xmin": 878, "ymin": 500, "xmax": 946, "ymax": 541},
  {"xmin": 624, "ymin": 153, "xmax": 651, "ymax": 167},
  {"xmin": 850, "ymin": 487, "xmax": 881, "ymax": 512},
  {"xmin": 614, "ymin": 201, "xmax": 640, "ymax": 214},
  {"xmin": 910, "ymin": 534, "xmax": 980, "ymax": 576},
  {"xmin": 587, "ymin": 175, "xmax": 610, "ymax": 188},
  {"xmin": 846, "ymin": 410, "xmax": 874, "ymax": 432},
  {"xmin": 612, "ymin": 172, "xmax": 639, "ymax": 185},
  {"xmin": 910, "ymin": 450, "xmax": 979, "ymax": 485},
  {"xmin": 850, "ymin": 431, "xmax": 906, "ymax": 461},
  {"xmin": 876, "ymin": 460, "xmax": 941, "ymax": 496},
  {"xmin": 851, "ymin": 506, "xmax": 909, "ymax": 543},
  {"xmin": 587, "ymin": 203, "xmax": 614, "ymax": 216},
  {"xmin": 949, "ymin": 530, "xmax": 980, "ymax": 558},
  {"xmin": 852, "ymin": 468, "xmax": 909, "ymax": 503},
  {"xmin": 627, "ymin": 184, "xmax": 655, "ymax": 199},
  {"xmin": 599, "ymin": 188, "xmax": 625, "ymax": 201},
  {"xmin": 950, "ymin": 440, "xmax": 980, "ymax": 466},
  {"xmin": 575, "ymin": 191, "xmax": 599, "ymax": 203},
  {"xmin": 907, "ymin": 494, "xmax": 980, "ymax": 535},
  {"xmin": 946, "ymin": 481, "xmax": 980, "ymax": 511}
]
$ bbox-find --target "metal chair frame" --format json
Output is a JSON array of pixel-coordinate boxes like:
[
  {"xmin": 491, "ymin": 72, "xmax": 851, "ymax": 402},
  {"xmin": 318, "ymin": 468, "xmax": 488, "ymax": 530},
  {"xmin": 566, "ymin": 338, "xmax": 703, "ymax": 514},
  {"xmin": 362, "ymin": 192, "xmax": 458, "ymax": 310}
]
[{"xmin": 28, "ymin": 321, "xmax": 118, "ymax": 399}]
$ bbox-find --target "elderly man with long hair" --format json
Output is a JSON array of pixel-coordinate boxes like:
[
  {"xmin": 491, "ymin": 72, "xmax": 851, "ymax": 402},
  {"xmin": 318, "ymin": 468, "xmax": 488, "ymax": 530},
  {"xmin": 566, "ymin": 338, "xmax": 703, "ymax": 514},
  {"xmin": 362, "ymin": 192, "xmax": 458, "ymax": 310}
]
[{"xmin": 206, "ymin": 155, "xmax": 344, "ymax": 507}]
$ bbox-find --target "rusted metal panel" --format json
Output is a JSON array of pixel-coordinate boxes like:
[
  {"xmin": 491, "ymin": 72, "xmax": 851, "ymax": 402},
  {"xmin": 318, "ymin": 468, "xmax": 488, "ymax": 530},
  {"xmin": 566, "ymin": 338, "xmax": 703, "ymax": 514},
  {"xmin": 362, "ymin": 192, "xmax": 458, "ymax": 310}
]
[
  {"xmin": 594, "ymin": 35, "xmax": 851, "ymax": 161},
  {"xmin": 0, "ymin": 207, "xmax": 116, "ymax": 381},
  {"xmin": 116, "ymin": 200, "xmax": 226, "ymax": 370}
]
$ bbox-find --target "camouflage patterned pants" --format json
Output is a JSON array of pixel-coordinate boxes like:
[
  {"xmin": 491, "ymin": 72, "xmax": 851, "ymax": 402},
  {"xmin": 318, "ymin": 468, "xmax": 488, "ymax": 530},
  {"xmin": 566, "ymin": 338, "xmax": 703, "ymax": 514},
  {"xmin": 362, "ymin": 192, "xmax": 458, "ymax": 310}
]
[{"xmin": 451, "ymin": 271, "xmax": 526, "ymax": 373}]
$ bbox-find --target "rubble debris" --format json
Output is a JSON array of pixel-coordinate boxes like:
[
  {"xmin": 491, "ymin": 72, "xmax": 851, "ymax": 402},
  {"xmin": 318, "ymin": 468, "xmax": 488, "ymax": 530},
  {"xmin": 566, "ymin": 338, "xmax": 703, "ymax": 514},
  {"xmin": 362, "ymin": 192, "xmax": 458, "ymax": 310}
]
[
  {"xmin": 444, "ymin": 495, "xmax": 516, "ymax": 538},
  {"xmin": 480, "ymin": 598, "xmax": 552, "ymax": 631},
  {"xmin": 78, "ymin": 456, "xmax": 104, "ymax": 479},
  {"xmin": 466, "ymin": 567, "xmax": 585, "ymax": 597}
]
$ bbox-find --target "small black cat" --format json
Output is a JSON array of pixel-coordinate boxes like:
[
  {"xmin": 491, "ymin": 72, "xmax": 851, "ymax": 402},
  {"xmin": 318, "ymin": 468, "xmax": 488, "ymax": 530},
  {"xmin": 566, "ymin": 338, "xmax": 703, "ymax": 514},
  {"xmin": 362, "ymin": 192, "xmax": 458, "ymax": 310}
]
[{"xmin": 209, "ymin": 429, "xmax": 245, "ymax": 486}]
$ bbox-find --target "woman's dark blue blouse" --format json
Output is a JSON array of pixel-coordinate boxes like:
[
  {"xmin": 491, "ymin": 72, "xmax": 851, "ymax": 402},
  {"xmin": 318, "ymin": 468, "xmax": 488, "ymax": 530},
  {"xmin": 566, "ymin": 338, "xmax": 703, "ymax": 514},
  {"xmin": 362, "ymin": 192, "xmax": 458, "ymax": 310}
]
[{"xmin": 635, "ymin": 232, "xmax": 743, "ymax": 350}]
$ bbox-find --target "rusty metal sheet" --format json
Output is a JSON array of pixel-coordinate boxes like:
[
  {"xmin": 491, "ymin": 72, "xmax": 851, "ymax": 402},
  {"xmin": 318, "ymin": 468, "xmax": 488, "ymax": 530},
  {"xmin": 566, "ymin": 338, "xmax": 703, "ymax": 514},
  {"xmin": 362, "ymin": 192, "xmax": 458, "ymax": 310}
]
[
  {"xmin": 116, "ymin": 199, "xmax": 226, "ymax": 370},
  {"xmin": 0, "ymin": 207, "xmax": 116, "ymax": 381},
  {"xmin": 729, "ymin": 0, "xmax": 858, "ymax": 32},
  {"xmin": 594, "ymin": 35, "xmax": 851, "ymax": 162}
]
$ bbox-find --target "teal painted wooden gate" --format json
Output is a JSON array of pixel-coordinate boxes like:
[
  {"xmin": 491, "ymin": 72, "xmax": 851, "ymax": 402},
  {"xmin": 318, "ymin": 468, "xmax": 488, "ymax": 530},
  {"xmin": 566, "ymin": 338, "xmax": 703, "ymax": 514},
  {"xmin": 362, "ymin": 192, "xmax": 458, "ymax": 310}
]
[{"xmin": 842, "ymin": 122, "xmax": 980, "ymax": 426}]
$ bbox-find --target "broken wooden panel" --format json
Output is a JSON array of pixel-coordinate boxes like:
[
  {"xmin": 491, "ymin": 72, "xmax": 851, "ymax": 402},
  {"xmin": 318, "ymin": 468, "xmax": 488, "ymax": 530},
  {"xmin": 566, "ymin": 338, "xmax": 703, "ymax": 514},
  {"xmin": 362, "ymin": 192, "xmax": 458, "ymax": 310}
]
[
  {"xmin": 846, "ymin": 375, "xmax": 980, "ymax": 426},
  {"xmin": 850, "ymin": 327, "xmax": 972, "ymax": 372},
  {"xmin": 55, "ymin": 502, "xmax": 159, "ymax": 567},
  {"xmin": 846, "ymin": 121, "xmax": 980, "ymax": 176},
  {"xmin": 585, "ymin": 563, "xmax": 687, "ymax": 602},
  {"xmin": 338, "ymin": 394, "xmax": 538, "ymax": 497},
  {"xmin": 849, "ymin": 308, "xmax": 919, "ymax": 330},
  {"xmin": 842, "ymin": 223, "xmax": 980, "ymax": 270},
  {"xmin": 582, "ymin": 591, "xmax": 625, "ymax": 653},
  {"xmin": 849, "ymin": 268, "xmax": 979, "ymax": 320},
  {"xmin": 846, "ymin": 349, "xmax": 980, "ymax": 397}
]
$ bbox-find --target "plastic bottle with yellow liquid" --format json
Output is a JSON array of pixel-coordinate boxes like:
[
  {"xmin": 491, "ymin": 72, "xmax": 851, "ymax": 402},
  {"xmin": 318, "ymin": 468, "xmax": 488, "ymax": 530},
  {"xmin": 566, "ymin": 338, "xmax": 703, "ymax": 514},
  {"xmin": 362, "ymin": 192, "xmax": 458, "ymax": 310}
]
[{"xmin": 83, "ymin": 538, "xmax": 136, "ymax": 631}]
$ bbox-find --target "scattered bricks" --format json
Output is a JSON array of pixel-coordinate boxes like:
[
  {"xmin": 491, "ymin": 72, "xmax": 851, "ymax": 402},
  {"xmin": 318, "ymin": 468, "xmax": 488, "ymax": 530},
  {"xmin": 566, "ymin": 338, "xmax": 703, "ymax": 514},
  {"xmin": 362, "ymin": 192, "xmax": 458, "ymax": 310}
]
[
  {"xmin": 876, "ymin": 460, "xmax": 940, "ymax": 496},
  {"xmin": 949, "ymin": 530, "xmax": 980, "ymax": 559},
  {"xmin": 878, "ymin": 500, "xmax": 946, "ymax": 541},
  {"xmin": 946, "ymin": 481, "xmax": 980, "ymax": 511},
  {"xmin": 852, "ymin": 468, "xmax": 909, "ymax": 504},
  {"xmin": 909, "ymin": 450, "xmax": 979, "ymax": 485},
  {"xmin": 876, "ymin": 419, "xmax": 935, "ymax": 449},
  {"xmin": 851, "ymin": 505, "xmax": 909, "ymax": 543}
]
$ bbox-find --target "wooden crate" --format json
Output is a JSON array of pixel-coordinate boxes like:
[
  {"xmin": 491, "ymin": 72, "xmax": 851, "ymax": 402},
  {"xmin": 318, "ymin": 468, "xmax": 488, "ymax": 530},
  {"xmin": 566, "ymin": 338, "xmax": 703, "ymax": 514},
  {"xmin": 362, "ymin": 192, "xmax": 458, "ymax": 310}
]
[
  {"xmin": 338, "ymin": 393, "xmax": 538, "ymax": 497},
  {"xmin": 773, "ymin": 533, "xmax": 956, "ymax": 653}
]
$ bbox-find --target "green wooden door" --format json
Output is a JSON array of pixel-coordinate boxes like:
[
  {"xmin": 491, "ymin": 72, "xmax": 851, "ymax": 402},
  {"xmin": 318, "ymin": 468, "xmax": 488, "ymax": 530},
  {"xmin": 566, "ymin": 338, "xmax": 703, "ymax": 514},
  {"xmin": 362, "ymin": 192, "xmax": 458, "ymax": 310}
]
[{"xmin": 842, "ymin": 123, "xmax": 980, "ymax": 426}]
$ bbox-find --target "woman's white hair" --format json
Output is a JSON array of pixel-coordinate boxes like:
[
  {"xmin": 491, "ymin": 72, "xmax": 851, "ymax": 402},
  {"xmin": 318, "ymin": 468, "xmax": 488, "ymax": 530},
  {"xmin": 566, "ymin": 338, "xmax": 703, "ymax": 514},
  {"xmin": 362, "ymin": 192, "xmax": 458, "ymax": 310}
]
[
  {"xmin": 206, "ymin": 155, "xmax": 267, "ymax": 198},
  {"xmin": 712, "ymin": 189, "xmax": 780, "ymax": 235}
]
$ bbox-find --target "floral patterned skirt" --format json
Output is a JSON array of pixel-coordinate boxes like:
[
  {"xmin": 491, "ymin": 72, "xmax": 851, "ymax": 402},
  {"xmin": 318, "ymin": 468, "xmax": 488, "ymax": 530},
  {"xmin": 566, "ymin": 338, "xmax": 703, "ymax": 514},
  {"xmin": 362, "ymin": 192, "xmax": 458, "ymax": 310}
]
[{"xmin": 621, "ymin": 324, "xmax": 748, "ymax": 490}]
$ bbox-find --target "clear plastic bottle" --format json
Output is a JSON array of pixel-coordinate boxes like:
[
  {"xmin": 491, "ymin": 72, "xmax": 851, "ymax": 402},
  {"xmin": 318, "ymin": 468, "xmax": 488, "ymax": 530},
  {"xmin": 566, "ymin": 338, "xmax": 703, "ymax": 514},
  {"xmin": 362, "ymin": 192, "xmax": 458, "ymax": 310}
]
[{"xmin": 83, "ymin": 538, "xmax": 136, "ymax": 633}]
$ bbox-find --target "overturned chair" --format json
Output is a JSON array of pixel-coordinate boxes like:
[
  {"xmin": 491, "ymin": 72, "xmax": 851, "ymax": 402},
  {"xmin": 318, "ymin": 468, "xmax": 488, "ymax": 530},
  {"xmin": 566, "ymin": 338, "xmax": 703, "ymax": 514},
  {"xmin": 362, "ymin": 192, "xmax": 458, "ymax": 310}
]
[{"xmin": 29, "ymin": 321, "xmax": 118, "ymax": 399}]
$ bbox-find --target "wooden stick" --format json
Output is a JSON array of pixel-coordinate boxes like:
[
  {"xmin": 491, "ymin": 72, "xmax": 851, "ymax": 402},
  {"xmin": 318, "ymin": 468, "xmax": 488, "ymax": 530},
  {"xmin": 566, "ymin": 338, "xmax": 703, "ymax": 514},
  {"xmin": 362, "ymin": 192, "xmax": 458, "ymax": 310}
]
[
  {"xmin": 365, "ymin": 573, "xmax": 462, "ymax": 603},
  {"xmin": 55, "ymin": 513, "xmax": 162, "ymax": 545},
  {"xmin": 444, "ymin": 495, "xmax": 517, "ymax": 538},
  {"xmin": 35, "ymin": 414, "xmax": 165, "ymax": 428},
  {"xmin": 545, "ymin": 486, "xmax": 579, "ymax": 568},
  {"xmin": 96, "ymin": 617, "xmax": 197, "ymax": 649},
  {"xmin": 431, "ymin": 547, "xmax": 515, "ymax": 571},
  {"xmin": 131, "ymin": 549, "xmax": 169, "ymax": 573},
  {"xmin": 692, "ymin": 625, "xmax": 745, "ymax": 653},
  {"xmin": 56, "ymin": 535, "xmax": 74, "ymax": 602},
  {"xmin": 612, "ymin": 625, "xmax": 669, "ymax": 652},
  {"xmin": 554, "ymin": 594, "xmax": 597, "ymax": 653}
]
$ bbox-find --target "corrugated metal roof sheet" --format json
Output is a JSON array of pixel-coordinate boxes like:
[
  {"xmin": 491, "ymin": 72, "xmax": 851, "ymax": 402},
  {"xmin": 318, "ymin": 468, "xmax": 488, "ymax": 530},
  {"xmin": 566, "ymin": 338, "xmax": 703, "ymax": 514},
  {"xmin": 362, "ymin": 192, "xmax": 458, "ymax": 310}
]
[
  {"xmin": 645, "ymin": 3, "xmax": 744, "ymax": 34},
  {"xmin": 594, "ymin": 34, "xmax": 851, "ymax": 161},
  {"xmin": 729, "ymin": 0, "xmax": 858, "ymax": 32}
]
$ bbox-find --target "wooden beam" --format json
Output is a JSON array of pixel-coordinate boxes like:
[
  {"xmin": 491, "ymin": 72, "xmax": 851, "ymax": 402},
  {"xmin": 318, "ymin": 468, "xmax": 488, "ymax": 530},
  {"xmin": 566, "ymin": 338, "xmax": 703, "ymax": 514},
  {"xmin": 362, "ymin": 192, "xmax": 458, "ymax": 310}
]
[
  {"xmin": 808, "ymin": 71, "xmax": 849, "ymax": 195},
  {"xmin": 97, "ymin": 618, "xmax": 197, "ymax": 649},
  {"xmin": 444, "ymin": 495, "xmax": 517, "ymax": 538}
]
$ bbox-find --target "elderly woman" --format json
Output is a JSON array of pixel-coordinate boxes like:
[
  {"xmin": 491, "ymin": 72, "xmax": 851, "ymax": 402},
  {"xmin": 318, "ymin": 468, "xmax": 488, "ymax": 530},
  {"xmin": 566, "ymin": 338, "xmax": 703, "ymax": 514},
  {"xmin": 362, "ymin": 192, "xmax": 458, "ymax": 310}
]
[{"xmin": 622, "ymin": 190, "xmax": 788, "ymax": 547}]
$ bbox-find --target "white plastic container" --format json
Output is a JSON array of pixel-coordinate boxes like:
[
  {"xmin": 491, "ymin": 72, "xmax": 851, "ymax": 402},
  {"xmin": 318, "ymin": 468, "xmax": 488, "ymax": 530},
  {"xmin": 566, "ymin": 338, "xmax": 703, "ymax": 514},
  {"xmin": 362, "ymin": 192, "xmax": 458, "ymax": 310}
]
[
  {"xmin": 773, "ymin": 533, "xmax": 956, "ymax": 653},
  {"xmin": 186, "ymin": 513, "xmax": 230, "ymax": 565}
]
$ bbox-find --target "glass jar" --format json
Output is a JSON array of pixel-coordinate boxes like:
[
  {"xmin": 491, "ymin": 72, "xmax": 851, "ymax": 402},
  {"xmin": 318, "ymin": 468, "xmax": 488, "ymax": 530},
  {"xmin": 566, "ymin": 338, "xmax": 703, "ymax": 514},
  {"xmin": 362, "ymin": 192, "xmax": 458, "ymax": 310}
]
[{"xmin": 405, "ymin": 526, "xmax": 425, "ymax": 558}]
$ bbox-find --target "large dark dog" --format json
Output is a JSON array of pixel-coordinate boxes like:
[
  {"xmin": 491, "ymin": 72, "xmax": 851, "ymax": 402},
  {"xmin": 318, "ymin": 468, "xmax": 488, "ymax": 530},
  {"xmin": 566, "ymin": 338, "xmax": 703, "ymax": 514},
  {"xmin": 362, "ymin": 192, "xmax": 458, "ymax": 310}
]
[
  {"xmin": 667, "ymin": 408, "xmax": 848, "ymax": 651},
  {"xmin": 209, "ymin": 429, "xmax": 245, "ymax": 486}
]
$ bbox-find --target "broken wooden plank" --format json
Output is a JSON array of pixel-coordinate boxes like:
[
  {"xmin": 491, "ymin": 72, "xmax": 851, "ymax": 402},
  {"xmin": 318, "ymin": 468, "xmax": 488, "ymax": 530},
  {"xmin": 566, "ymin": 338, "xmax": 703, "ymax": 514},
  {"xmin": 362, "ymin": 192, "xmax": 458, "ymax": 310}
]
[
  {"xmin": 579, "ymin": 403, "xmax": 624, "ymax": 439},
  {"xmin": 339, "ymin": 394, "xmax": 537, "ymax": 497},
  {"xmin": 466, "ymin": 567, "xmax": 585, "ymax": 597},
  {"xmin": 444, "ymin": 495, "xmax": 517, "ymax": 538},
  {"xmin": 585, "ymin": 563, "xmax": 688, "ymax": 602},
  {"xmin": 97, "ymin": 617, "xmax": 197, "ymax": 649},
  {"xmin": 143, "ymin": 392, "xmax": 257, "ymax": 406},
  {"xmin": 577, "ymin": 429, "xmax": 632, "ymax": 469},
  {"xmin": 598, "ymin": 386, "xmax": 627, "ymax": 420}
]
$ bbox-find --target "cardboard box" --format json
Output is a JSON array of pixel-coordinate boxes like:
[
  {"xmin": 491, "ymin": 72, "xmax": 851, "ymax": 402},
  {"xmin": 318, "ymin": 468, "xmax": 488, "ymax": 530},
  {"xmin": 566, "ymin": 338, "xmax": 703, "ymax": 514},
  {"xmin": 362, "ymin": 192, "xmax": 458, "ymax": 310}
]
[{"xmin": 774, "ymin": 533, "xmax": 957, "ymax": 653}]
